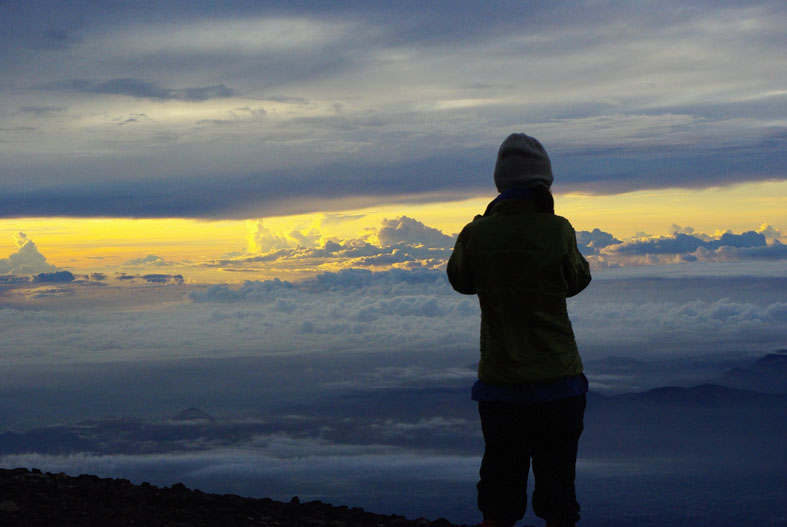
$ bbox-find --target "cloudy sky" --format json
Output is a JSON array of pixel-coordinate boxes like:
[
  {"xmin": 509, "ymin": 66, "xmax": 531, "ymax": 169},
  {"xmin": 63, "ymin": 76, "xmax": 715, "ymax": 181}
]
[
  {"xmin": 1, "ymin": 0, "xmax": 785, "ymax": 279},
  {"xmin": 1, "ymin": 0, "xmax": 784, "ymax": 336},
  {"xmin": 0, "ymin": 0, "xmax": 783, "ymax": 400}
]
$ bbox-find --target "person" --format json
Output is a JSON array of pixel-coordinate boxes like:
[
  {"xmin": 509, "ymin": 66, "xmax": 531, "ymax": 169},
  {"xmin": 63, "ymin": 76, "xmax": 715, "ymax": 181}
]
[{"xmin": 447, "ymin": 133, "xmax": 591, "ymax": 527}]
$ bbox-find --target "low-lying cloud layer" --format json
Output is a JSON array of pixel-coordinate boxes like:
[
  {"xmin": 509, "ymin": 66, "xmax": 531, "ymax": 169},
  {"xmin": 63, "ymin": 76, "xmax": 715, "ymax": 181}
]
[
  {"xmin": 1, "ymin": 218, "xmax": 784, "ymax": 373},
  {"xmin": 579, "ymin": 224, "xmax": 787, "ymax": 268},
  {"xmin": 1, "ymin": 263, "xmax": 784, "ymax": 366}
]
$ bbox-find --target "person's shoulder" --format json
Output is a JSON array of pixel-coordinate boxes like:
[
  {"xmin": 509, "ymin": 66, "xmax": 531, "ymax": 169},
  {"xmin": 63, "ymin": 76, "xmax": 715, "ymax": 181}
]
[
  {"xmin": 552, "ymin": 214, "xmax": 576, "ymax": 230},
  {"xmin": 459, "ymin": 214, "xmax": 488, "ymax": 234}
]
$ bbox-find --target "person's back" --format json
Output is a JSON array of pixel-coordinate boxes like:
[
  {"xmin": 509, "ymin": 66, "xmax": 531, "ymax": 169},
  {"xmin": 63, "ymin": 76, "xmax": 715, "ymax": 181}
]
[
  {"xmin": 448, "ymin": 194, "xmax": 589, "ymax": 384},
  {"xmin": 447, "ymin": 133, "xmax": 590, "ymax": 527}
]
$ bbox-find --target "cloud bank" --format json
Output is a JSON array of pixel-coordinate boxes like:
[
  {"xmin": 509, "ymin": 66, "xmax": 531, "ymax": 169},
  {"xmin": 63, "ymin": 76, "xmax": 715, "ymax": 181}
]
[
  {"xmin": 1, "ymin": 264, "xmax": 784, "ymax": 366},
  {"xmin": 223, "ymin": 219, "xmax": 786, "ymax": 276},
  {"xmin": 1, "ymin": 218, "xmax": 784, "ymax": 371}
]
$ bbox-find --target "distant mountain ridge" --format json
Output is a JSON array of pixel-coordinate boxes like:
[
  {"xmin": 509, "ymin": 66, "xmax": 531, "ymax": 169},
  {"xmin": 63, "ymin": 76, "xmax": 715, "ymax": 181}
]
[
  {"xmin": 610, "ymin": 382, "xmax": 787, "ymax": 405},
  {"xmin": 711, "ymin": 350, "xmax": 787, "ymax": 393},
  {"xmin": 1, "ymin": 354, "xmax": 786, "ymax": 526}
]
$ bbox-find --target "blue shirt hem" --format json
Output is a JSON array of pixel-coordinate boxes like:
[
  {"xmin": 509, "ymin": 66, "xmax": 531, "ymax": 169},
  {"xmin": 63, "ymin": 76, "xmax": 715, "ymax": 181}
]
[{"xmin": 471, "ymin": 373, "xmax": 588, "ymax": 404}]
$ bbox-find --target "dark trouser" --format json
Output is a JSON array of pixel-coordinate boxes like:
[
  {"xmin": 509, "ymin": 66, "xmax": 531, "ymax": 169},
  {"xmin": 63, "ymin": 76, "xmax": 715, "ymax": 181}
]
[{"xmin": 477, "ymin": 394, "xmax": 586, "ymax": 527}]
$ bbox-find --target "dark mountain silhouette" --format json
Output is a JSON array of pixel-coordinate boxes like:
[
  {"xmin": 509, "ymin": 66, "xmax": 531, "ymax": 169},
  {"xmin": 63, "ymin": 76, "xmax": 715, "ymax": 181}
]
[
  {"xmin": 0, "ymin": 467, "xmax": 461, "ymax": 527},
  {"xmin": 581, "ymin": 382, "xmax": 787, "ymax": 463},
  {"xmin": 712, "ymin": 350, "xmax": 787, "ymax": 393},
  {"xmin": 611, "ymin": 382, "xmax": 787, "ymax": 405},
  {"xmin": 1, "ymin": 353, "xmax": 785, "ymax": 526}
]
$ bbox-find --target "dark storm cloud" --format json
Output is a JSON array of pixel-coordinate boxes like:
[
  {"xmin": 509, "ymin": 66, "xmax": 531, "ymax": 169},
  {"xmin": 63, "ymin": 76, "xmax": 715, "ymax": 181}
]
[
  {"xmin": 551, "ymin": 135, "xmax": 787, "ymax": 194},
  {"xmin": 0, "ymin": 151, "xmax": 490, "ymax": 218},
  {"xmin": 1, "ymin": 135, "xmax": 781, "ymax": 218}
]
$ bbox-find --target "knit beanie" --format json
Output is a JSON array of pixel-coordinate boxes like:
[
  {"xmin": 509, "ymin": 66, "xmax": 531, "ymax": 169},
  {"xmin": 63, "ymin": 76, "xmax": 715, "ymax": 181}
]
[{"xmin": 493, "ymin": 133, "xmax": 553, "ymax": 192}]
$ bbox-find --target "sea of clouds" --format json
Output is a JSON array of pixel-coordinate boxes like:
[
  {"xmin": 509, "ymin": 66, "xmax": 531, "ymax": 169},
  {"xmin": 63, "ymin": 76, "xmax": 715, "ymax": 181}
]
[
  {"xmin": 1, "ymin": 216, "xmax": 785, "ymax": 367},
  {"xmin": 1, "ymin": 217, "xmax": 785, "ymax": 526}
]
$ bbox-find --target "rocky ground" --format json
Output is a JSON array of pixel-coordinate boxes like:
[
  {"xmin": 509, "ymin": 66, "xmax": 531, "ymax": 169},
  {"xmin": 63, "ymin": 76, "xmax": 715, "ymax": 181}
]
[{"xmin": 0, "ymin": 468, "xmax": 465, "ymax": 527}]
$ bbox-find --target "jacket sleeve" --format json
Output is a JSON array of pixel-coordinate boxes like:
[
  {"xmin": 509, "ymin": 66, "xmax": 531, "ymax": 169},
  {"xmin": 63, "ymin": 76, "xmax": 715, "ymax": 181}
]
[
  {"xmin": 563, "ymin": 225, "xmax": 591, "ymax": 297},
  {"xmin": 447, "ymin": 226, "xmax": 477, "ymax": 295}
]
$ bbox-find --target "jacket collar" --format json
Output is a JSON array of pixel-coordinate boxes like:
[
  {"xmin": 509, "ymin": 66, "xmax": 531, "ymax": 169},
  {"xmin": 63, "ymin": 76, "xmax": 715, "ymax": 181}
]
[{"xmin": 483, "ymin": 188, "xmax": 538, "ymax": 217}]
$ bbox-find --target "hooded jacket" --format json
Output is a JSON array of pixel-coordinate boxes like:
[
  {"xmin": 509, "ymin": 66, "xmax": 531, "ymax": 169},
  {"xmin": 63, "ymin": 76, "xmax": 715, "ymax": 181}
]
[{"xmin": 447, "ymin": 196, "xmax": 591, "ymax": 384}]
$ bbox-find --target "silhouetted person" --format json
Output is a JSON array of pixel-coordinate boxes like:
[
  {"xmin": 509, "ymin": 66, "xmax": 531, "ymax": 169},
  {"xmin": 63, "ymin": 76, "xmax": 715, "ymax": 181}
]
[{"xmin": 447, "ymin": 133, "xmax": 591, "ymax": 527}]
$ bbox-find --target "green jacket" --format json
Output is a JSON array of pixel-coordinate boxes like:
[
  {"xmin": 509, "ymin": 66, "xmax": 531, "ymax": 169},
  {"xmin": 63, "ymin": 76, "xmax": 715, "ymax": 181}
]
[{"xmin": 447, "ymin": 197, "xmax": 591, "ymax": 384}]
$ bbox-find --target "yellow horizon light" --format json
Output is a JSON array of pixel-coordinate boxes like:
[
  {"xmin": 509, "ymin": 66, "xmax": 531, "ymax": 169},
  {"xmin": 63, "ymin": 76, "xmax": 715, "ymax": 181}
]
[{"xmin": 0, "ymin": 180, "xmax": 783, "ymax": 283}]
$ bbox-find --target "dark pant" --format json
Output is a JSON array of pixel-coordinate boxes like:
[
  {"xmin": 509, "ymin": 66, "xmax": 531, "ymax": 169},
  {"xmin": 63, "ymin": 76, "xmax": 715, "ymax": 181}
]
[{"xmin": 477, "ymin": 394, "xmax": 586, "ymax": 527}]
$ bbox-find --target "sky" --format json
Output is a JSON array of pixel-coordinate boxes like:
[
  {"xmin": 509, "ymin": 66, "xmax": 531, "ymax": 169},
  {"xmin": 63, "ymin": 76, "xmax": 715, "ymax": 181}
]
[
  {"xmin": 1, "ymin": 0, "xmax": 785, "ymax": 278},
  {"xmin": 0, "ymin": 0, "xmax": 784, "ymax": 356},
  {"xmin": 1, "ymin": 2, "xmax": 786, "ymax": 523},
  {"xmin": 0, "ymin": 0, "xmax": 784, "ymax": 399}
]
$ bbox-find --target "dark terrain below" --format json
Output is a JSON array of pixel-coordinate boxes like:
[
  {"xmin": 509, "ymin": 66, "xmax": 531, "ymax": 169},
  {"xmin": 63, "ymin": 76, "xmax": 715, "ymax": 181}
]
[
  {"xmin": 0, "ymin": 467, "xmax": 463, "ymax": 527},
  {"xmin": 1, "ymin": 351, "xmax": 785, "ymax": 526}
]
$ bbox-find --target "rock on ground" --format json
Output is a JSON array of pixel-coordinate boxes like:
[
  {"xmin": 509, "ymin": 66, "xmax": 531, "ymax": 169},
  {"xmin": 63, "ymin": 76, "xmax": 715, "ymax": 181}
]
[{"xmin": 0, "ymin": 467, "xmax": 465, "ymax": 527}]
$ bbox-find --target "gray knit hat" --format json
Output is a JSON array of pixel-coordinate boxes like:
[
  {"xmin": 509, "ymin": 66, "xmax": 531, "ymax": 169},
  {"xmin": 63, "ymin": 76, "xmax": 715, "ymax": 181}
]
[{"xmin": 493, "ymin": 133, "xmax": 553, "ymax": 192}]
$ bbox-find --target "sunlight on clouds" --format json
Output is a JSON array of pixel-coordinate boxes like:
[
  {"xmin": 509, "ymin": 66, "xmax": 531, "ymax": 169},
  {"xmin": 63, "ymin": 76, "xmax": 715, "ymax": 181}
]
[
  {"xmin": 558, "ymin": 181, "xmax": 787, "ymax": 239},
  {"xmin": 246, "ymin": 200, "xmax": 491, "ymax": 248},
  {"xmin": 0, "ymin": 232, "xmax": 58, "ymax": 275},
  {"xmin": 246, "ymin": 219, "xmax": 323, "ymax": 253},
  {"xmin": 0, "ymin": 182, "xmax": 783, "ymax": 284},
  {"xmin": 756, "ymin": 223, "xmax": 784, "ymax": 241}
]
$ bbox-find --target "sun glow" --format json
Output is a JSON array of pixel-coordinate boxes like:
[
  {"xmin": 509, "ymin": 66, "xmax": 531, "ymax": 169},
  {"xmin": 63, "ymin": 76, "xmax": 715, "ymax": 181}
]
[
  {"xmin": 0, "ymin": 181, "xmax": 784, "ymax": 284},
  {"xmin": 557, "ymin": 180, "xmax": 787, "ymax": 237}
]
